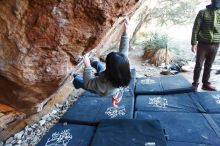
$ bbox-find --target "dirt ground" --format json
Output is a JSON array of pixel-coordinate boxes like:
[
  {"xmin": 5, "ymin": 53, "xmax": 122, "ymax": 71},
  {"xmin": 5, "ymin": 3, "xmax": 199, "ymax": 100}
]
[{"xmin": 129, "ymin": 46, "xmax": 220, "ymax": 91}]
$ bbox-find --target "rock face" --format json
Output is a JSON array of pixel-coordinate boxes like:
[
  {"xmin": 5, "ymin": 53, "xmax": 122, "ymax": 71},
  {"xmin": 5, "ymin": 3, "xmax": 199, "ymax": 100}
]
[{"xmin": 0, "ymin": 0, "xmax": 141, "ymax": 114}]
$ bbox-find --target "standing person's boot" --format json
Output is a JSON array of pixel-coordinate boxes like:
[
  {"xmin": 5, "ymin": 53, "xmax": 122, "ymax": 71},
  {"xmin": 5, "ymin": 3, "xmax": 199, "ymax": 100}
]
[
  {"xmin": 192, "ymin": 82, "xmax": 199, "ymax": 91},
  {"xmin": 202, "ymin": 83, "xmax": 217, "ymax": 91}
]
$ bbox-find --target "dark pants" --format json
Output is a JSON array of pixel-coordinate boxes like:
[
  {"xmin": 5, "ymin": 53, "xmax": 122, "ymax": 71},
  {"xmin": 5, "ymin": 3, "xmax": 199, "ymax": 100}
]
[
  {"xmin": 193, "ymin": 43, "xmax": 219, "ymax": 85},
  {"xmin": 73, "ymin": 61, "xmax": 105, "ymax": 89}
]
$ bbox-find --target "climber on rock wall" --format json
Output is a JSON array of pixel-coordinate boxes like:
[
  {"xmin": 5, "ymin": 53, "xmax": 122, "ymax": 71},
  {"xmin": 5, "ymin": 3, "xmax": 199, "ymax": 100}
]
[{"xmin": 72, "ymin": 18, "xmax": 131, "ymax": 106}]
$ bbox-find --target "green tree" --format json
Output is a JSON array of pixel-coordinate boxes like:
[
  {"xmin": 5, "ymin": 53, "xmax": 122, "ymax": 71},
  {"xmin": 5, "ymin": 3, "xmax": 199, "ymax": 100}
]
[
  {"xmin": 130, "ymin": 0, "xmax": 197, "ymax": 45},
  {"xmin": 144, "ymin": 32, "xmax": 169, "ymax": 51}
]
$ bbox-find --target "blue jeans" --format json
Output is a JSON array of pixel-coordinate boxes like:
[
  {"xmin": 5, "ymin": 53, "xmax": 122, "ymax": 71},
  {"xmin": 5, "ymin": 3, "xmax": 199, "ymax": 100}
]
[{"xmin": 73, "ymin": 61, "xmax": 105, "ymax": 89}]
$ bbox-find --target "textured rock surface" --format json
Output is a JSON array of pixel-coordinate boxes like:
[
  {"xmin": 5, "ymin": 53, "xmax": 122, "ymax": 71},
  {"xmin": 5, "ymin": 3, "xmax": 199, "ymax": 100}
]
[{"xmin": 0, "ymin": 0, "xmax": 141, "ymax": 114}]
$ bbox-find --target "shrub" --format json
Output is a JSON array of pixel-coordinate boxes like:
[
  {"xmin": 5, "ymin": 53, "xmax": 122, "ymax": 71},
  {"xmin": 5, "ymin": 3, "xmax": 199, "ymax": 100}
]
[
  {"xmin": 144, "ymin": 32, "xmax": 168, "ymax": 52},
  {"xmin": 143, "ymin": 32, "xmax": 174, "ymax": 66}
]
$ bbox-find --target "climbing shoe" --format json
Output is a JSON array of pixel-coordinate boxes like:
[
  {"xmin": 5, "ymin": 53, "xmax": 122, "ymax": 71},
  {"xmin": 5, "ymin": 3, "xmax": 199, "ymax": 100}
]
[{"xmin": 202, "ymin": 84, "xmax": 217, "ymax": 91}]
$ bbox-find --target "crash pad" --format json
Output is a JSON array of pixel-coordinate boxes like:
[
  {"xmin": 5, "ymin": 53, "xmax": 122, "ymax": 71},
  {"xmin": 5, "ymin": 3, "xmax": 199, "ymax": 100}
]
[{"xmin": 91, "ymin": 119, "xmax": 167, "ymax": 146}]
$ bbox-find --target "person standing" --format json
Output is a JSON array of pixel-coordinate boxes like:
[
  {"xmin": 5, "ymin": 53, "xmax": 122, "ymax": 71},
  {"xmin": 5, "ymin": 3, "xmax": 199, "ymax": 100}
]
[{"xmin": 191, "ymin": 0, "xmax": 220, "ymax": 91}]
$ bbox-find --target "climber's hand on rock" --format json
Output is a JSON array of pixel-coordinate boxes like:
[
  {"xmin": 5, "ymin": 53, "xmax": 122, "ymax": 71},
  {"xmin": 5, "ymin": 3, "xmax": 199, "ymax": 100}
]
[
  {"xmin": 123, "ymin": 18, "xmax": 129, "ymax": 32},
  {"xmin": 83, "ymin": 54, "xmax": 91, "ymax": 67}
]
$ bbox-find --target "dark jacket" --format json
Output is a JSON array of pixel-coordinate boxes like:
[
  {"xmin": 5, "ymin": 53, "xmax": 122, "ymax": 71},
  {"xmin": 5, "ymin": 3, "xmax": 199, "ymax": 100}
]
[{"xmin": 191, "ymin": 7, "xmax": 220, "ymax": 45}]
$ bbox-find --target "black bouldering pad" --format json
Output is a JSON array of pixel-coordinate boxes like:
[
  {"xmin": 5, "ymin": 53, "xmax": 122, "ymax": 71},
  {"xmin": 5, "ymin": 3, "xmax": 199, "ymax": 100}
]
[
  {"xmin": 160, "ymin": 75, "xmax": 194, "ymax": 94},
  {"xmin": 135, "ymin": 93, "xmax": 199, "ymax": 113},
  {"xmin": 91, "ymin": 119, "xmax": 167, "ymax": 146},
  {"xmin": 135, "ymin": 111, "xmax": 220, "ymax": 145},
  {"xmin": 167, "ymin": 141, "xmax": 212, "ymax": 146},
  {"xmin": 36, "ymin": 123, "xmax": 95, "ymax": 146},
  {"xmin": 60, "ymin": 96, "xmax": 134, "ymax": 125},
  {"xmin": 135, "ymin": 75, "xmax": 195, "ymax": 95},
  {"xmin": 190, "ymin": 91, "xmax": 220, "ymax": 113},
  {"xmin": 135, "ymin": 76, "xmax": 163, "ymax": 95}
]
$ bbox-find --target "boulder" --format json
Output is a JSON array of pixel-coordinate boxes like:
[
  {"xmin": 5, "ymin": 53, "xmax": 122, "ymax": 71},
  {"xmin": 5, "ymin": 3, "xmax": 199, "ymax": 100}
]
[{"xmin": 0, "ymin": 0, "xmax": 142, "ymax": 114}]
